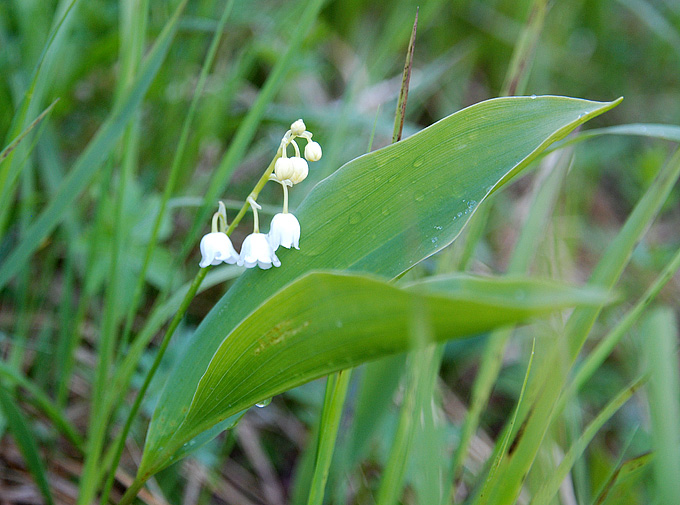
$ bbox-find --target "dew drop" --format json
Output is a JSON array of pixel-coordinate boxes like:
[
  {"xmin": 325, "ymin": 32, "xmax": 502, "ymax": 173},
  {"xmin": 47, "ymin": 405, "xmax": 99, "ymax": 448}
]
[
  {"xmin": 381, "ymin": 207, "xmax": 390, "ymax": 217},
  {"xmin": 434, "ymin": 225, "xmax": 443, "ymax": 230},
  {"xmin": 413, "ymin": 156, "xmax": 424, "ymax": 168},
  {"xmin": 431, "ymin": 237, "xmax": 438, "ymax": 244},
  {"xmin": 530, "ymin": 94, "xmax": 537, "ymax": 99},
  {"xmin": 457, "ymin": 212, "xmax": 463, "ymax": 218},
  {"xmin": 348, "ymin": 212, "xmax": 362, "ymax": 224},
  {"xmin": 256, "ymin": 398, "xmax": 272, "ymax": 408},
  {"xmin": 414, "ymin": 190, "xmax": 425, "ymax": 202},
  {"xmin": 467, "ymin": 199, "xmax": 477, "ymax": 210}
]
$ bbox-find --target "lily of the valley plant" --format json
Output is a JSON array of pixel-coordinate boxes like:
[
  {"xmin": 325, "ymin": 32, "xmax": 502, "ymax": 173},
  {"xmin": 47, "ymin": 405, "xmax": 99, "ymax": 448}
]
[{"xmin": 199, "ymin": 119, "xmax": 321, "ymax": 269}]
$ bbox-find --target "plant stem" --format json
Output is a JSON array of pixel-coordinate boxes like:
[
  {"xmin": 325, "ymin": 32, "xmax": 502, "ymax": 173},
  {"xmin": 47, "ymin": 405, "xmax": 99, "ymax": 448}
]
[
  {"xmin": 117, "ymin": 478, "xmax": 145, "ymax": 505},
  {"xmin": 226, "ymin": 149, "xmax": 282, "ymax": 235},
  {"xmin": 99, "ymin": 267, "xmax": 209, "ymax": 505},
  {"xmin": 104, "ymin": 102, "xmax": 287, "ymax": 505}
]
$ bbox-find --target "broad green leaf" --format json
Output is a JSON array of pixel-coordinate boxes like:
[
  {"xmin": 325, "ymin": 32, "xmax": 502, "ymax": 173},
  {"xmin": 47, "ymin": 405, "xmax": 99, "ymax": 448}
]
[
  {"xmin": 139, "ymin": 95, "xmax": 620, "ymax": 478},
  {"xmin": 139, "ymin": 271, "xmax": 609, "ymax": 477}
]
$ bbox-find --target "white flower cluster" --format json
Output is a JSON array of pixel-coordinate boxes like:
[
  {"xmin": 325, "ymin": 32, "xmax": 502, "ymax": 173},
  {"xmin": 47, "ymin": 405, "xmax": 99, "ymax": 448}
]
[{"xmin": 199, "ymin": 119, "xmax": 321, "ymax": 270}]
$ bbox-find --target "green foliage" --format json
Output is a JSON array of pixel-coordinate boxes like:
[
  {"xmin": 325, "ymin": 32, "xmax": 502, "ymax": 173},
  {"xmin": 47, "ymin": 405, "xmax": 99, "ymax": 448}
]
[
  {"xmin": 141, "ymin": 272, "xmax": 610, "ymax": 477},
  {"xmin": 1, "ymin": 0, "xmax": 679, "ymax": 503},
  {"xmin": 140, "ymin": 95, "xmax": 618, "ymax": 478}
]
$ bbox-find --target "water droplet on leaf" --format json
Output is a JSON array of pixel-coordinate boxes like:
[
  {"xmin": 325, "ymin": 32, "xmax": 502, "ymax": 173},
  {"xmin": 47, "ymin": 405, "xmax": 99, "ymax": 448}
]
[{"xmin": 256, "ymin": 398, "xmax": 272, "ymax": 408}]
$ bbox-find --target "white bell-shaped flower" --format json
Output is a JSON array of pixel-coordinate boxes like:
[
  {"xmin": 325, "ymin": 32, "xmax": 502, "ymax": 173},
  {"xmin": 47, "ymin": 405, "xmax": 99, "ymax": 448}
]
[
  {"xmin": 199, "ymin": 232, "xmax": 239, "ymax": 268},
  {"xmin": 238, "ymin": 233, "xmax": 281, "ymax": 269},
  {"xmin": 304, "ymin": 141, "xmax": 322, "ymax": 162},
  {"xmin": 268, "ymin": 213, "xmax": 300, "ymax": 251},
  {"xmin": 289, "ymin": 156, "xmax": 309, "ymax": 184}
]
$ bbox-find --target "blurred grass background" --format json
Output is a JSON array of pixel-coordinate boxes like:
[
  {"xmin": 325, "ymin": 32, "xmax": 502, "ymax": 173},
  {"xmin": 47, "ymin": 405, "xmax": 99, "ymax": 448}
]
[{"xmin": 0, "ymin": 0, "xmax": 679, "ymax": 503}]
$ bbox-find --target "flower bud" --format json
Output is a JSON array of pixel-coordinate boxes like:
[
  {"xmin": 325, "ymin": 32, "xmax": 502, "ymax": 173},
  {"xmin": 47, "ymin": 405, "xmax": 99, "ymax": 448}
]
[
  {"xmin": 290, "ymin": 119, "xmax": 306, "ymax": 136},
  {"xmin": 274, "ymin": 157, "xmax": 295, "ymax": 181},
  {"xmin": 289, "ymin": 156, "xmax": 309, "ymax": 184},
  {"xmin": 304, "ymin": 141, "xmax": 322, "ymax": 162}
]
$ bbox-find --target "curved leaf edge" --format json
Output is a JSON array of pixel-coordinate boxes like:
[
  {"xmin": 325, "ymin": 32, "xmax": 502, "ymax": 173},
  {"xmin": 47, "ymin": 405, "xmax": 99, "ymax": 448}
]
[{"xmin": 140, "ymin": 270, "xmax": 611, "ymax": 477}]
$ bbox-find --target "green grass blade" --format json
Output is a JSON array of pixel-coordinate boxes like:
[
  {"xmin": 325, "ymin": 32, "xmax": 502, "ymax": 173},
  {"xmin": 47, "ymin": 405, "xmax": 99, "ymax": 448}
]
[
  {"xmin": 306, "ymin": 369, "xmax": 352, "ymax": 505},
  {"xmin": 0, "ymin": 0, "xmax": 190, "ymax": 291},
  {"xmin": 118, "ymin": 0, "xmax": 235, "ymax": 357},
  {"xmin": 530, "ymin": 377, "xmax": 645, "ymax": 505},
  {"xmin": 0, "ymin": 385, "xmax": 55, "ymax": 505},
  {"xmin": 0, "ymin": 0, "xmax": 79, "ymax": 232},
  {"xmin": 73, "ymin": 2, "xmax": 190, "ymax": 503},
  {"xmin": 77, "ymin": 1, "xmax": 151, "ymax": 502},
  {"xmin": 483, "ymin": 339, "xmax": 535, "ymax": 491},
  {"xmin": 643, "ymin": 307, "xmax": 680, "ymax": 504},
  {"xmin": 591, "ymin": 453, "xmax": 653, "ymax": 505},
  {"xmin": 551, "ymin": 123, "xmax": 680, "ymax": 151},
  {"xmin": 0, "ymin": 98, "xmax": 58, "ymax": 165},
  {"xmin": 392, "ymin": 8, "xmax": 418, "ymax": 143},
  {"xmin": 558, "ymin": 245, "xmax": 680, "ymax": 413},
  {"xmin": 618, "ymin": 0, "xmax": 680, "ymax": 56},
  {"xmin": 338, "ymin": 354, "xmax": 406, "ymax": 477},
  {"xmin": 376, "ymin": 344, "xmax": 438, "ymax": 505},
  {"xmin": 477, "ymin": 146, "xmax": 680, "ymax": 505},
  {"xmin": 454, "ymin": 0, "xmax": 549, "ymax": 273},
  {"xmin": 0, "ymin": 361, "xmax": 84, "ymax": 450},
  {"xmin": 448, "ymin": 149, "xmax": 572, "ymax": 492},
  {"xmin": 501, "ymin": 0, "xmax": 548, "ymax": 96}
]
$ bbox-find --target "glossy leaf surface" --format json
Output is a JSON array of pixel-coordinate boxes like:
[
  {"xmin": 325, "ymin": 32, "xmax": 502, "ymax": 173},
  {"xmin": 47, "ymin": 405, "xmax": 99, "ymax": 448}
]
[{"xmin": 139, "ymin": 95, "xmax": 620, "ymax": 478}]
